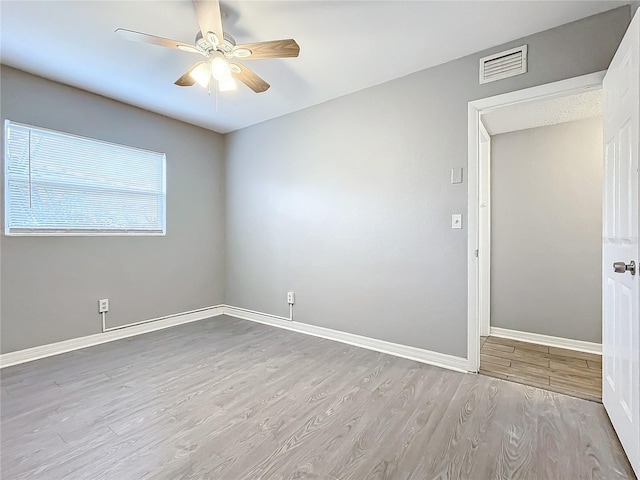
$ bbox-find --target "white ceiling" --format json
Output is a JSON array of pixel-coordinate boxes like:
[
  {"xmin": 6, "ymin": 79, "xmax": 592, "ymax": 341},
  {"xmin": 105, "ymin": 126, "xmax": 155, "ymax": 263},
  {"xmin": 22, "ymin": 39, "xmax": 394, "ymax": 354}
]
[
  {"xmin": 0, "ymin": 1, "xmax": 628, "ymax": 133},
  {"xmin": 482, "ymin": 89, "xmax": 603, "ymax": 135}
]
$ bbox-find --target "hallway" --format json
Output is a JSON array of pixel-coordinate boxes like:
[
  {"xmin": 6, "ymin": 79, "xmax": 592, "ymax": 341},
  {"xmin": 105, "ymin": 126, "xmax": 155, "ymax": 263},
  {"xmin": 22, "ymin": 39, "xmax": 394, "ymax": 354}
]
[{"xmin": 480, "ymin": 336, "xmax": 602, "ymax": 402}]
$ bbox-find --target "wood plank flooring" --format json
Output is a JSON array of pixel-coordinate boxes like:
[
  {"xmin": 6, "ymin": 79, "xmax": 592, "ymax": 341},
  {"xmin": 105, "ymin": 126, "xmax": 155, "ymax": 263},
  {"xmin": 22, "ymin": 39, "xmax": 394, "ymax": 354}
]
[
  {"xmin": 480, "ymin": 336, "xmax": 603, "ymax": 403},
  {"xmin": 1, "ymin": 316, "xmax": 633, "ymax": 479}
]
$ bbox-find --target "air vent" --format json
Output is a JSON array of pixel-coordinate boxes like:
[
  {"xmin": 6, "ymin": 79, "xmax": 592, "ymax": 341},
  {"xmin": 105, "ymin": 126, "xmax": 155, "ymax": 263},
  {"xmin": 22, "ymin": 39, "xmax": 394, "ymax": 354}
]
[{"xmin": 479, "ymin": 45, "xmax": 527, "ymax": 84}]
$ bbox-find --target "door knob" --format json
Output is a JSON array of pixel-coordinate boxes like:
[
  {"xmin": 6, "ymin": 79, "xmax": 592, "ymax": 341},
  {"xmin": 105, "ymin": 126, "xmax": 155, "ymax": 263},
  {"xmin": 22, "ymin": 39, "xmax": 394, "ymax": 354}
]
[{"xmin": 613, "ymin": 260, "xmax": 636, "ymax": 275}]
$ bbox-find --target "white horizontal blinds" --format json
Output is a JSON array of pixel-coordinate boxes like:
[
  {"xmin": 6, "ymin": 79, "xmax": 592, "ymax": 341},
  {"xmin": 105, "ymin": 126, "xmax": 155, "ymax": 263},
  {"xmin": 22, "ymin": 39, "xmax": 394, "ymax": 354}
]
[{"xmin": 4, "ymin": 120, "xmax": 166, "ymax": 235}]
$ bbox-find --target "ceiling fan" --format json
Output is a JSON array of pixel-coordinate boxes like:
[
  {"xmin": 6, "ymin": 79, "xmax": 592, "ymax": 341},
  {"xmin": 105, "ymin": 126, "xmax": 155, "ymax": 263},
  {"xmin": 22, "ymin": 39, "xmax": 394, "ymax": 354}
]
[{"xmin": 116, "ymin": 0, "xmax": 300, "ymax": 93}]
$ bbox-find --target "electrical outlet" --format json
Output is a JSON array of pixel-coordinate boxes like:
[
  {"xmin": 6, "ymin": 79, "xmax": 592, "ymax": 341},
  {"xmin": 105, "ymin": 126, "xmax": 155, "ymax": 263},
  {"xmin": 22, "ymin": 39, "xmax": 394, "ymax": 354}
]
[
  {"xmin": 98, "ymin": 299, "xmax": 109, "ymax": 313},
  {"xmin": 287, "ymin": 292, "xmax": 295, "ymax": 305}
]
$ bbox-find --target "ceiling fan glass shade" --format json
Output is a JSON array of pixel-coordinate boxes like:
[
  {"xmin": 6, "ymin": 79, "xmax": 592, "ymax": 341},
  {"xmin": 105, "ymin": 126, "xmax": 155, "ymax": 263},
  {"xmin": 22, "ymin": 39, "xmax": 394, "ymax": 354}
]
[
  {"xmin": 190, "ymin": 62, "xmax": 211, "ymax": 88},
  {"xmin": 211, "ymin": 57, "xmax": 231, "ymax": 81},
  {"xmin": 218, "ymin": 76, "xmax": 236, "ymax": 92}
]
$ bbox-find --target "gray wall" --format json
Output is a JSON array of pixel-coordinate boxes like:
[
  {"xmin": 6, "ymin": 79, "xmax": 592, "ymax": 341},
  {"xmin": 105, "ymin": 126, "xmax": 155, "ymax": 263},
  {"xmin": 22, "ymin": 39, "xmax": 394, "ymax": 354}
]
[
  {"xmin": 225, "ymin": 7, "xmax": 630, "ymax": 358},
  {"xmin": 0, "ymin": 66, "xmax": 226, "ymax": 353},
  {"xmin": 491, "ymin": 118, "xmax": 603, "ymax": 343}
]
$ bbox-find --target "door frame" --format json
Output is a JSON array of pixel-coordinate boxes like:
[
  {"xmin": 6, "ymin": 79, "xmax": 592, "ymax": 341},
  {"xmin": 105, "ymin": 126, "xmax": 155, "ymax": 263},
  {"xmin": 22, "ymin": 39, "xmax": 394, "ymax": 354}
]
[
  {"xmin": 466, "ymin": 70, "xmax": 606, "ymax": 372},
  {"xmin": 478, "ymin": 121, "xmax": 491, "ymax": 338}
]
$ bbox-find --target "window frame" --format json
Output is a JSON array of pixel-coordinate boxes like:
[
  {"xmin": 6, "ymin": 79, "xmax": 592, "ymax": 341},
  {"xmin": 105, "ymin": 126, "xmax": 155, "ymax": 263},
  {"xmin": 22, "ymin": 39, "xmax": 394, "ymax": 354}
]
[{"xmin": 3, "ymin": 120, "xmax": 167, "ymax": 236}]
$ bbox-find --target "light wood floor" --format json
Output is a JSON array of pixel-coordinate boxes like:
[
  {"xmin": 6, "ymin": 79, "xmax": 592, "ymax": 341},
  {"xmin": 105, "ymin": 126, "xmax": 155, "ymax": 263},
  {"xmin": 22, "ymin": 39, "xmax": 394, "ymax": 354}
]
[
  {"xmin": 480, "ymin": 336, "xmax": 603, "ymax": 403},
  {"xmin": 1, "ymin": 316, "xmax": 633, "ymax": 479}
]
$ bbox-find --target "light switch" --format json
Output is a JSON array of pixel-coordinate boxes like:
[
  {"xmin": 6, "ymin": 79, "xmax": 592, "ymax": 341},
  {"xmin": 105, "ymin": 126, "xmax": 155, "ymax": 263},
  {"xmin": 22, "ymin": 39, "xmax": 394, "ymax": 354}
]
[
  {"xmin": 451, "ymin": 214, "xmax": 462, "ymax": 229},
  {"xmin": 451, "ymin": 168, "xmax": 463, "ymax": 184}
]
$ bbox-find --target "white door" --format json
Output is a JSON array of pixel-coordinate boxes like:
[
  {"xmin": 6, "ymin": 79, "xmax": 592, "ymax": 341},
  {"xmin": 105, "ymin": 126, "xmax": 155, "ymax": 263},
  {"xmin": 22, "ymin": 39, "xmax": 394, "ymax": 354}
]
[{"xmin": 603, "ymin": 9, "xmax": 640, "ymax": 477}]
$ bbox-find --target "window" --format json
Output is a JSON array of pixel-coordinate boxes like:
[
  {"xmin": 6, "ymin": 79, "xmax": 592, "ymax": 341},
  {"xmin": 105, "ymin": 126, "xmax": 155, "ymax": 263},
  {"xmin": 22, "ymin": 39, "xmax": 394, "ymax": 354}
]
[{"xmin": 4, "ymin": 120, "xmax": 166, "ymax": 235}]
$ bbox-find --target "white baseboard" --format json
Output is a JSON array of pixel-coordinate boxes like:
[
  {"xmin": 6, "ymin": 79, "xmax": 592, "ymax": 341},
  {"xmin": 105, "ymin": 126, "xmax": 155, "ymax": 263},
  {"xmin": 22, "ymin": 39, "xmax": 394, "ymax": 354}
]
[
  {"xmin": 0, "ymin": 305, "xmax": 224, "ymax": 368},
  {"xmin": 1, "ymin": 303, "xmax": 469, "ymax": 373},
  {"xmin": 223, "ymin": 305, "xmax": 469, "ymax": 373},
  {"xmin": 489, "ymin": 326, "xmax": 602, "ymax": 355}
]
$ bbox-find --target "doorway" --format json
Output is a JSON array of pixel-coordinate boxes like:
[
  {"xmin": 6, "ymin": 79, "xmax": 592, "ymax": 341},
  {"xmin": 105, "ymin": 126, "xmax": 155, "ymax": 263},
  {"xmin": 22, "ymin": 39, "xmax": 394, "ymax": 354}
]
[{"xmin": 467, "ymin": 72, "xmax": 605, "ymax": 400}]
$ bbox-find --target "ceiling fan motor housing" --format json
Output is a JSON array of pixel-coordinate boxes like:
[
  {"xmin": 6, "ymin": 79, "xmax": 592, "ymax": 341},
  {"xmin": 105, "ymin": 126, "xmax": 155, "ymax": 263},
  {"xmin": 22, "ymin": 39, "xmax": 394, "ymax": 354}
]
[{"xmin": 195, "ymin": 31, "xmax": 237, "ymax": 57}]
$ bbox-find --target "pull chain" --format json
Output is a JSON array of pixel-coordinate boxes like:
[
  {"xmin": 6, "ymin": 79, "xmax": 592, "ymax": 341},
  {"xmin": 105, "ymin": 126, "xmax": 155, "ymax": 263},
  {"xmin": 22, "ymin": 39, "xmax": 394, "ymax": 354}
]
[{"xmin": 206, "ymin": 77, "xmax": 219, "ymax": 111}]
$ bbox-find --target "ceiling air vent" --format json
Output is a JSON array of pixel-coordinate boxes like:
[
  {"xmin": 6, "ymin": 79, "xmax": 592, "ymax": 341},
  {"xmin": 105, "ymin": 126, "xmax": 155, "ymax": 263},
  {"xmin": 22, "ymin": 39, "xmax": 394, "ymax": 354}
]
[{"xmin": 479, "ymin": 45, "xmax": 527, "ymax": 84}]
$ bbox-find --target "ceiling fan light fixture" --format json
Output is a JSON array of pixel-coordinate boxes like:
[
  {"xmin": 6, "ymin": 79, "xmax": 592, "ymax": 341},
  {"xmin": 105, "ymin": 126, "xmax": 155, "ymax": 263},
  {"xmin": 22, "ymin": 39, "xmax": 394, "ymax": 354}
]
[
  {"xmin": 218, "ymin": 76, "xmax": 237, "ymax": 92},
  {"xmin": 190, "ymin": 62, "xmax": 211, "ymax": 88},
  {"xmin": 116, "ymin": 0, "xmax": 299, "ymax": 95},
  {"xmin": 210, "ymin": 56, "xmax": 231, "ymax": 81}
]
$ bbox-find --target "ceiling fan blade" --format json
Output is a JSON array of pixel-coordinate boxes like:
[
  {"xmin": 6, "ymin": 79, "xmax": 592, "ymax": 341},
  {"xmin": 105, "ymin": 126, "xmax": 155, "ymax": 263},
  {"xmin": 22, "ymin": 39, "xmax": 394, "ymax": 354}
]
[
  {"xmin": 115, "ymin": 28, "xmax": 199, "ymax": 53},
  {"xmin": 174, "ymin": 62, "xmax": 206, "ymax": 86},
  {"xmin": 230, "ymin": 63, "xmax": 270, "ymax": 93},
  {"xmin": 233, "ymin": 39, "xmax": 300, "ymax": 59},
  {"xmin": 191, "ymin": 0, "xmax": 224, "ymax": 47}
]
